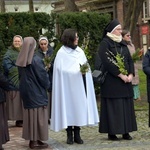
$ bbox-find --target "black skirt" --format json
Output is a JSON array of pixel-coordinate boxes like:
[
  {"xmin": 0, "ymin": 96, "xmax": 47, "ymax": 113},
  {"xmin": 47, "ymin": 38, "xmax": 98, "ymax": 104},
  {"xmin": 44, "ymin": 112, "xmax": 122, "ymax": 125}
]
[
  {"xmin": 99, "ymin": 97, "xmax": 137, "ymax": 134},
  {"xmin": 0, "ymin": 102, "xmax": 9, "ymax": 145}
]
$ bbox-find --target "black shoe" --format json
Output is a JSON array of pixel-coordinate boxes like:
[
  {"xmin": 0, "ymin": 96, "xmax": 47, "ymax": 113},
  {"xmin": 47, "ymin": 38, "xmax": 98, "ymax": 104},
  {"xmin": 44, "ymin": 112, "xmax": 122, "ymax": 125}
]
[
  {"xmin": 67, "ymin": 137, "xmax": 73, "ymax": 144},
  {"xmin": 74, "ymin": 137, "xmax": 84, "ymax": 144},
  {"xmin": 122, "ymin": 133, "xmax": 132, "ymax": 140},
  {"xmin": 48, "ymin": 119, "xmax": 50, "ymax": 125},
  {"xmin": 16, "ymin": 120, "xmax": 23, "ymax": 127},
  {"xmin": 66, "ymin": 128, "xmax": 73, "ymax": 144},
  {"xmin": 37, "ymin": 140, "xmax": 48, "ymax": 148},
  {"xmin": 74, "ymin": 127, "xmax": 83, "ymax": 144},
  {"xmin": 29, "ymin": 140, "xmax": 48, "ymax": 149},
  {"xmin": 108, "ymin": 134, "xmax": 119, "ymax": 141}
]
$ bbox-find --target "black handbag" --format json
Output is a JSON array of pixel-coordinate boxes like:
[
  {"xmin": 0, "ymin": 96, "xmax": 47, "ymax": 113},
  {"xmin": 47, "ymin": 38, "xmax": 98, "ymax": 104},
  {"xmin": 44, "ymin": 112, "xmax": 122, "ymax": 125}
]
[
  {"xmin": 92, "ymin": 69, "xmax": 107, "ymax": 84},
  {"xmin": 92, "ymin": 53, "xmax": 107, "ymax": 84}
]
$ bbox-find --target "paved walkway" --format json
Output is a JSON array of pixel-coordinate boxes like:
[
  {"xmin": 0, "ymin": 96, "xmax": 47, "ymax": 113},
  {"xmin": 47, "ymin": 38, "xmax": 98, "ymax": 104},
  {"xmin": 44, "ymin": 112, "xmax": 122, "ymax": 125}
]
[
  {"xmin": 4, "ymin": 61, "xmax": 149, "ymax": 150},
  {"xmin": 3, "ymin": 106, "xmax": 150, "ymax": 150}
]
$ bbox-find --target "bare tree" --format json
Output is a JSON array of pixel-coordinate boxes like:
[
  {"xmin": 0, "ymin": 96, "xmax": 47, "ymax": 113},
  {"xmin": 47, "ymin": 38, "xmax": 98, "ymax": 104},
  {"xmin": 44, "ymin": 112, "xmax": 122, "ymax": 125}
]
[
  {"xmin": 123, "ymin": 0, "xmax": 145, "ymax": 37},
  {"xmin": 64, "ymin": 0, "xmax": 79, "ymax": 12},
  {"xmin": 0, "ymin": 0, "xmax": 6, "ymax": 12},
  {"xmin": 29, "ymin": 0, "xmax": 34, "ymax": 12},
  {"xmin": 62, "ymin": 0, "xmax": 144, "ymax": 37}
]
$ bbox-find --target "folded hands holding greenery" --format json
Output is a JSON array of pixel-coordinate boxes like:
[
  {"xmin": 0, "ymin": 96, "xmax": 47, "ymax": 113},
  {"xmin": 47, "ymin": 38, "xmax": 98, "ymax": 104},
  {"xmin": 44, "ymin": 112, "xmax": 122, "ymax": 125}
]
[{"xmin": 106, "ymin": 50, "xmax": 133, "ymax": 83}]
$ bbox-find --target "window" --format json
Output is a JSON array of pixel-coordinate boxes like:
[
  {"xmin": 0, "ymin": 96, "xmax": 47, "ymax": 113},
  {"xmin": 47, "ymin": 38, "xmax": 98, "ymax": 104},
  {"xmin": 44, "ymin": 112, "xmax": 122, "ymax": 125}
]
[{"xmin": 143, "ymin": 0, "xmax": 150, "ymax": 18}]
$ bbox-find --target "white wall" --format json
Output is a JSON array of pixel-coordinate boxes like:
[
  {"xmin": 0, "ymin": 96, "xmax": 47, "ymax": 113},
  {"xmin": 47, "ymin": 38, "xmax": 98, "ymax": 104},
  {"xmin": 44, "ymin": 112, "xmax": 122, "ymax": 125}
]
[{"xmin": 5, "ymin": 1, "xmax": 54, "ymax": 14}]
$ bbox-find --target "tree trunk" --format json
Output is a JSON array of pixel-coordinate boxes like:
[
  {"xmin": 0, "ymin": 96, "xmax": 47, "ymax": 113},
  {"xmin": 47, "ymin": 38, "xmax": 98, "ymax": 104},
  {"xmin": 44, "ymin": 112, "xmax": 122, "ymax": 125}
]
[
  {"xmin": 29, "ymin": 0, "xmax": 34, "ymax": 12},
  {"xmin": 64, "ymin": 0, "xmax": 79, "ymax": 12},
  {"xmin": 123, "ymin": 0, "xmax": 145, "ymax": 37},
  {"xmin": 0, "ymin": 0, "xmax": 6, "ymax": 12}
]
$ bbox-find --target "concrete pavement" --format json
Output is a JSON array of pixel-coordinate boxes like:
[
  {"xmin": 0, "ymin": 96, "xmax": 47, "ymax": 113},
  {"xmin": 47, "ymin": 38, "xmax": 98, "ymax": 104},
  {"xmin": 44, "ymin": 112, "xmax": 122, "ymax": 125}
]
[
  {"xmin": 3, "ymin": 61, "xmax": 149, "ymax": 150},
  {"xmin": 3, "ymin": 106, "xmax": 150, "ymax": 150}
]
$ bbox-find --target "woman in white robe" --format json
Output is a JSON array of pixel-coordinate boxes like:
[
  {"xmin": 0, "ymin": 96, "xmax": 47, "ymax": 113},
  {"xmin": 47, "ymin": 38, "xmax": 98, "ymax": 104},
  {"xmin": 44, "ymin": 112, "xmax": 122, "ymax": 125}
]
[{"xmin": 51, "ymin": 28, "xmax": 99, "ymax": 145}]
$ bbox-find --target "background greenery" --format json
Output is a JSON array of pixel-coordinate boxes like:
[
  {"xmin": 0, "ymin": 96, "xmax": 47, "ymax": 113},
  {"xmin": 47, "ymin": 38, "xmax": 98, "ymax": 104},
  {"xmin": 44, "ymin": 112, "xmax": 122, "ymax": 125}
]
[
  {"xmin": 0, "ymin": 12, "xmax": 55, "ymax": 70},
  {"xmin": 0, "ymin": 12, "xmax": 148, "ymax": 100},
  {"xmin": 0, "ymin": 12, "xmax": 110, "ymax": 70},
  {"xmin": 56, "ymin": 12, "xmax": 111, "ymax": 67},
  {"xmin": 0, "ymin": 12, "xmax": 111, "ymax": 96},
  {"xmin": 134, "ymin": 69, "xmax": 148, "ymax": 111}
]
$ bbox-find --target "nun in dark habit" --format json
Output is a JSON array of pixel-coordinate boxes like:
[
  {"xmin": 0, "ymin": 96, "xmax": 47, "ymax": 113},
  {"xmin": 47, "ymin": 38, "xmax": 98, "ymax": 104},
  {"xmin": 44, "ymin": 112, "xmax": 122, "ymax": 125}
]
[
  {"xmin": 0, "ymin": 72, "xmax": 9, "ymax": 150},
  {"xmin": 98, "ymin": 19, "xmax": 137, "ymax": 140},
  {"xmin": 143, "ymin": 48, "xmax": 150, "ymax": 127}
]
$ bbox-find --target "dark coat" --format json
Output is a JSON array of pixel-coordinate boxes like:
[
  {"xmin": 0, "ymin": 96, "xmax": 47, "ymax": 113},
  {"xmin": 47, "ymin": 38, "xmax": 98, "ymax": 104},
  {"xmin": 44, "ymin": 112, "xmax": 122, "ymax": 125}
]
[
  {"xmin": 98, "ymin": 36, "xmax": 134, "ymax": 98},
  {"xmin": 36, "ymin": 46, "xmax": 53, "ymax": 58},
  {"xmin": 36, "ymin": 46, "xmax": 54, "ymax": 92},
  {"xmin": 18, "ymin": 54, "xmax": 50, "ymax": 109},
  {"xmin": 0, "ymin": 72, "xmax": 9, "ymax": 103},
  {"xmin": 143, "ymin": 49, "xmax": 150, "ymax": 103},
  {"xmin": 3, "ymin": 47, "xmax": 19, "ymax": 90}
]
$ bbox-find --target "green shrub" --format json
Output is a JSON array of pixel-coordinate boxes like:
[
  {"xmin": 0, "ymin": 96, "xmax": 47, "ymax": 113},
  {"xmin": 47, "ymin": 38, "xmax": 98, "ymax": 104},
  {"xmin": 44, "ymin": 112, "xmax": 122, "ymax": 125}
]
[
  {"xmin": 54, "ymin": 12, "xmax": 111, "ymax": 95},
  {"xmin": 56, "ymin": 12, "xmax": 111, "ymax": 69},
  {"xmin": 0, "ymin": 12, "xmax": 56, "ymax": 70},
  {"xmin": 0, "ymin": 12, "xmax": 110, "ymax": 95}
]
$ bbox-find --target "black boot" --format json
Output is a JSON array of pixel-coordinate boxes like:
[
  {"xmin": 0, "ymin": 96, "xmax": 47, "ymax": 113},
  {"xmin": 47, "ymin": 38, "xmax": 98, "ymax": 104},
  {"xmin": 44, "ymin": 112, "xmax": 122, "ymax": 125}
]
[
  {"xmin": 0, "ymin": 144, "xmax": 4, "ymax": 150},
  {"xmin": 74, "ymin": 126, "xmax": 83, "ymax": 144},
  {"xmin": 122, "ymin": 133, "xmax": 132, "ymax": 140},
  {"xmin": 66, "ymin": 126, "xmax": 73, "ymax": 144},
  {"xmin": 16, "ymin": 120, "xmax": 23, "ymax": 127},
  {"xmin": 108, "ymin": 134, "xmax": 119, "ymax": 141}
]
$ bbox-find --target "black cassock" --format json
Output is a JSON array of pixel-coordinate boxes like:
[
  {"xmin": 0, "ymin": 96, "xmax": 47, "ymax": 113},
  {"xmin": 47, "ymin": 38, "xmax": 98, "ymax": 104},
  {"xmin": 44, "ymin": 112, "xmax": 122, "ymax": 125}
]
[{"xmin": 149, "ymin": 104, "xmax": 150, "ymax": 127}]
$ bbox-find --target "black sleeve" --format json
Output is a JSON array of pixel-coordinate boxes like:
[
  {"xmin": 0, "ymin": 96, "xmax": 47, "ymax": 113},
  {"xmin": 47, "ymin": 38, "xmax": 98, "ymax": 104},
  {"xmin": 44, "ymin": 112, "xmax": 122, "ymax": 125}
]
[
  {"xmin": 143, "ymin": 50, "xmax": 150, "ymax": 76},
  {"xmin": 98, "ymin": 40, "xmax": 120, "ymax": 76},
  {"xmin": 0, "ymin": 72, "xmax": 9, "ymax": 90}
]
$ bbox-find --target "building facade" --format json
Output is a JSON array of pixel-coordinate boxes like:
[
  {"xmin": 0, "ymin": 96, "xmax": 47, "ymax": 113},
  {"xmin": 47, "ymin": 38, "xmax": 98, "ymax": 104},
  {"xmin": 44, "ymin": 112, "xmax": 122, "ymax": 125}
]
[
  {"xmin": 141, "ymin": 0, "xmax": 150, "ymax": 53},
  {"xmin": 2, "ymin": 0, "xmax": 56, "ymax": 14},
  {"xmin": 52, "ymin": 0, "xmax": 148, "ymax": 51},
  {"xmin": 3, "ymin": 0, "xmax": 150, "ymax": 51}
]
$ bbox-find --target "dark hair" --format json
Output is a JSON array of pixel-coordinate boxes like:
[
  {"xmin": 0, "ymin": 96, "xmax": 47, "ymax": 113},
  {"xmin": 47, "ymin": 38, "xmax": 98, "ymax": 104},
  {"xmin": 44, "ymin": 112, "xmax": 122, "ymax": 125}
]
[
  {"xmin": 61, "ymin": 28, "xmax": 77, "ymax": 49},
  {"xmin": 122, "ymin": 29, "xmax": 129, "ymax": 37}
]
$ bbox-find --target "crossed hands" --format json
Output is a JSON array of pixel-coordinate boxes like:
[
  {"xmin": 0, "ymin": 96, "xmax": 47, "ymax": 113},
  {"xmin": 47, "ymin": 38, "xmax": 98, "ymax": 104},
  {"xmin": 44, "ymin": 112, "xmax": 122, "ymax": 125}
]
[{"xmin": 118, "ymin": 73, "xmax": 133, "ymax": 83}]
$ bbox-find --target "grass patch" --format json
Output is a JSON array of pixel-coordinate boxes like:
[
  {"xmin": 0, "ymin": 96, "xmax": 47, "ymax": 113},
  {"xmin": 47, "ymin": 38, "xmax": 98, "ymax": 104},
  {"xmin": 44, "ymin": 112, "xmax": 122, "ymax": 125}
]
[
  {"xmin": 134, "ymin": 69, "xmax": 148, "ymax": 111},
  {"xmin": 139, "ymin": 69, "xmax": 147, "ymax": 99},
  {"xmin": 134, "ymin": 100, "xmax": 148, "ymax": 111}
]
